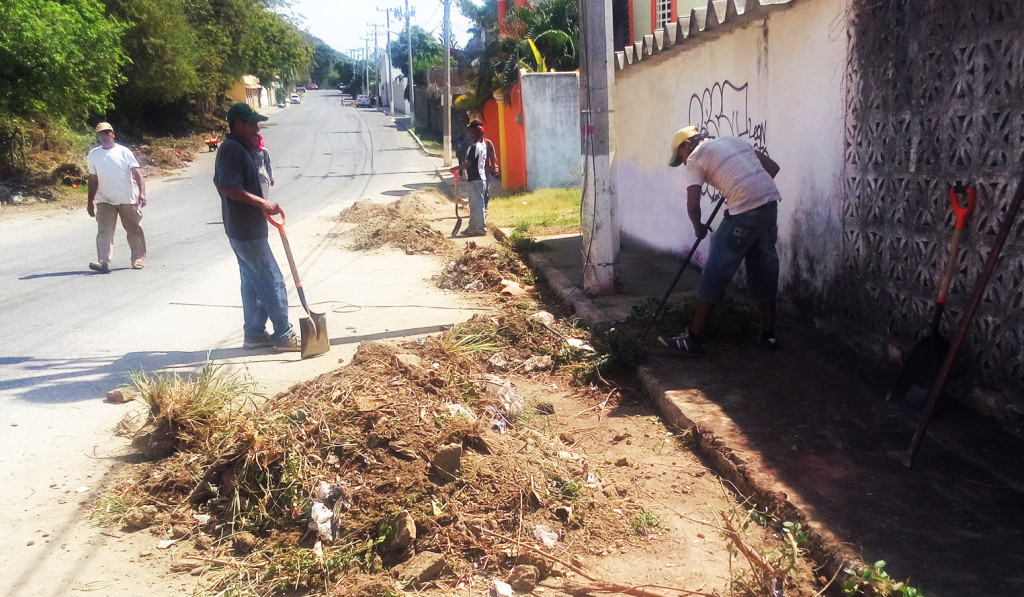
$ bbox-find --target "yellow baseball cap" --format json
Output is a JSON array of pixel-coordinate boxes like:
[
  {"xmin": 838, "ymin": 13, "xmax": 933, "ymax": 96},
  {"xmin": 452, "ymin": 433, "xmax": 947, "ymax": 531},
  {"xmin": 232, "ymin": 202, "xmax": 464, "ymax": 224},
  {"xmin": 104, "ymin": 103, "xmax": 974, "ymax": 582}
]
[{"xmin": 668, "ymin": 126, "xmax": 699, "ymax": 167}]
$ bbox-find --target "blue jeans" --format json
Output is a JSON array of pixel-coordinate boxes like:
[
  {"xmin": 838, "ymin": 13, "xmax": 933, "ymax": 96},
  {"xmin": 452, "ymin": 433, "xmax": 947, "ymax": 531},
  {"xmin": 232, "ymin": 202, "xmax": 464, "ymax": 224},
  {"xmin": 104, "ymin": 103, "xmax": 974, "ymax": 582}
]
[
  {"xmin": 228, "ymin": 237, "xmax": 293, "ymax": 341},
  {"xmin": 698, "ymin": 201, "xmax": 779, "ymax": 303}
]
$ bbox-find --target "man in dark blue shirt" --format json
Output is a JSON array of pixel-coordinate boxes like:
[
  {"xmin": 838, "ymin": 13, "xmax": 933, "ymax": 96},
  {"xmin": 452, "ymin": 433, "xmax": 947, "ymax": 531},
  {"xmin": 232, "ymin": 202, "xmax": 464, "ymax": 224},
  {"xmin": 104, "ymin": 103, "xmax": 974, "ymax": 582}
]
[{"xmin": 213, "ymin": 103, "xmax": 298, "ymax": 352}]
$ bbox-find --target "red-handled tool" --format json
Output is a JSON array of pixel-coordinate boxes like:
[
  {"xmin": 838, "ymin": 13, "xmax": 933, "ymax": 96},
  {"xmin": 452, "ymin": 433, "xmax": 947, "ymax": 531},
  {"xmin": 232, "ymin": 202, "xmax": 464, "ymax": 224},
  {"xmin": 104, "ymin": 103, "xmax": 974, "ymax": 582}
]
[
  {"xmin": 885, "ymin": 184, "xmax": 975, "ymax": 412},
  {"xmin": 265, "ymin": 209, "xmax": 330, "ymax": 359},
  {"xmin": 451, "ymin": 170, "xmax": 463, "ymax": 237}
]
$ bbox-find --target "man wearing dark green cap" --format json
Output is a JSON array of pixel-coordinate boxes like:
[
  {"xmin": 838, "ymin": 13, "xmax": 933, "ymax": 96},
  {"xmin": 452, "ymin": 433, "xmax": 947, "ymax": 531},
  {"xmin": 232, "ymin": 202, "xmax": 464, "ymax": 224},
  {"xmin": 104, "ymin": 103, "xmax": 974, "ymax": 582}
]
[{"xmin": 213, "ymin": 102, "xmax": 298, "ymax": 352}]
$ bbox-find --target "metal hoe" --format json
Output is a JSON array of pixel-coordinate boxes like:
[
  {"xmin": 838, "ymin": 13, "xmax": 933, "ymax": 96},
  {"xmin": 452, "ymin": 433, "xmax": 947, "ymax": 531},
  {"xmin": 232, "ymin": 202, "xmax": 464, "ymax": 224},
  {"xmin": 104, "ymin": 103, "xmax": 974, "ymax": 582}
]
[{"xmin": 640, "ymin": 194, "xmax": 727, "ymax": 342}]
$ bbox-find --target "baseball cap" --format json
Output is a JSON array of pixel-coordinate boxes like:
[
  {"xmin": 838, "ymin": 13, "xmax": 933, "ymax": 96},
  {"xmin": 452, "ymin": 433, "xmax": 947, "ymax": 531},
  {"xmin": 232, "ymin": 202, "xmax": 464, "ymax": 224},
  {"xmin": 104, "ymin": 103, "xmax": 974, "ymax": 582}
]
[
  {"xmin": 226, "ymin": 102, "xmax": 268, "ymax": 125},
  {"xmin": 468, "ymin": 119, "xmax": 485, "ymax": 133},
  {"xmin": 668, "ymin": 125, "xmax": 699, "ymax": 167},
  {"xmin": 95, "ymin": 122, "xmax": 114, "ymax": 133}
]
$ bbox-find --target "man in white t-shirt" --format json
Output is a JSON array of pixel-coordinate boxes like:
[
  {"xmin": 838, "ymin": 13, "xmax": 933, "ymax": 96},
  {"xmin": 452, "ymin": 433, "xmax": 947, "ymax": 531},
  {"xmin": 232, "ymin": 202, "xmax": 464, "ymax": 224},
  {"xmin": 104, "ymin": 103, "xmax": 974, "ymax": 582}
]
[
  {"xmin": 86, "ymin": 122, "xmax": 147, "ymax": 273},
  {"xmin": 658, "ymin": 126, "xmax": 782, "ymax": 355}
]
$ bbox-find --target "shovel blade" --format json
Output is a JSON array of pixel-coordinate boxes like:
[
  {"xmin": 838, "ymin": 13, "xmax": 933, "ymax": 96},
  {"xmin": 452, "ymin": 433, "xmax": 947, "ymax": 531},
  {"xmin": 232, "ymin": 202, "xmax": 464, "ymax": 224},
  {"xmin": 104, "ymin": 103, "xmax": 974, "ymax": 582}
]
[
  {"xmin": 299, "ymin": 311, "xmax": 330, "ymax": 359},
  {"xmin": 451, "ymin": 216, "xmax": 463, "ymax": 237},
  {"xmin": 885, "ymin": 335, "xmax": 949, "ymax": 413}
]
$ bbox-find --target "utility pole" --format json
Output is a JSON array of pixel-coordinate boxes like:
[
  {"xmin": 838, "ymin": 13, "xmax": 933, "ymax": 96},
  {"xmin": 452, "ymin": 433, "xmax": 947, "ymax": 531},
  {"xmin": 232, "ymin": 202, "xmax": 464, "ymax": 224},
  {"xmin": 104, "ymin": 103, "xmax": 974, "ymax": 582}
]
[
  {"xmin": 368, "ymin": 23, "xmax": 386, "ymax": 106},
  {"xmin": 404, "ymin": 0, "xmax": 416, "ymax": 127},
  {"xmin": 579, "ymin": 0, "xmax": 619, "ymax": 293},
  {"xmin": 376, "ymin": 7, "xmax": 397, "ymax": 115},
  {"xmin": 442, "ymin": 0, "xmax": 452, "ymax": 166},
  {"xmin": 361, "ymin": 37, "xmax": 370, "ymax": 96}
]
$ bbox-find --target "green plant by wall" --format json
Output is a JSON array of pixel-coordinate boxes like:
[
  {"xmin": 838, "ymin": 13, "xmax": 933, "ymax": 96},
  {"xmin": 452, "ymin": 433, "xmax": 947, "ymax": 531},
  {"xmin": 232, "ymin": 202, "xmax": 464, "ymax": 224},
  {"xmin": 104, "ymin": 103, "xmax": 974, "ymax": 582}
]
[{"xmin": 844, "ymin": 561, "xmax": 925, "ymax": 597}]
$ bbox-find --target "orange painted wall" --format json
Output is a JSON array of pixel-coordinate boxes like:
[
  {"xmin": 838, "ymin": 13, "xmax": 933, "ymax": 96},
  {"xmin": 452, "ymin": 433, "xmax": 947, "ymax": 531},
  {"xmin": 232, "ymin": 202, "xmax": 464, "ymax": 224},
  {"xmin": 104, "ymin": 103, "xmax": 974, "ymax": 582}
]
[
  {"xmin": 503, "ymin": 83, "xmax": 527, "ymax": 191},
  {"xmin": 481, "ymin": 82, "xmax": 528, "ymax": 192}
]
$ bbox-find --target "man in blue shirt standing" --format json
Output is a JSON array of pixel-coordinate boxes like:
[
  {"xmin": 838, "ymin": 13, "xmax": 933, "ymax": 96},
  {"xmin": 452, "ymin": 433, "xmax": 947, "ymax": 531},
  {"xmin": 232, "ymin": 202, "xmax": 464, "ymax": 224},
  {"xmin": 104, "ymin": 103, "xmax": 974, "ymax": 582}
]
[{"xmin": 213, "ymin": 103, "xmax": 298, "ymax": 352}]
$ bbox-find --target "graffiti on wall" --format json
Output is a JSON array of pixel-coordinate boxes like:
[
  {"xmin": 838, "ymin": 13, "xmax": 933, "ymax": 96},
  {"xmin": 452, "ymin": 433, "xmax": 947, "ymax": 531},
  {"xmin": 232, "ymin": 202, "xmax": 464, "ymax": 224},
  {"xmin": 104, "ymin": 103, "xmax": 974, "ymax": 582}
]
[{"xmin": 688, "ymin": 80, "xmax": 767, "ymax": 152}]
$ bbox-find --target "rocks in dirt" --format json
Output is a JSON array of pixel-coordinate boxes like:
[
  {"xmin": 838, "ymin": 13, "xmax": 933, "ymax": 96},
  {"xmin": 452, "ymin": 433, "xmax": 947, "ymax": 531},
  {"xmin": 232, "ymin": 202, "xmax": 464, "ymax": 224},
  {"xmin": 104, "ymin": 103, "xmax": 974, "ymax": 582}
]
[
  {"xmin": 394, "ymin": 353, "xmax": 426, "ymax": 374},
  {"xmin": 194, "ymin": 533, "xmax": 214, "ymax": 551},
  {"xmin": 491, "ymin": 580, "xmax": 514, "ymax": 597},
  {"xmin": 231, "ymin": 531, "xmax": 258, "ymax": 554},
  {"xmin": 105, "ymin": 387, "xmax": 137, "ymax": 404},
  {"xmin": 521, "ymin": 355, "xmax": 553, "ymax": 372},
  {"xmin": 382, "ymin": 510, "xmax": 417, "ymax": 554},
  {"xmin": 529, "ymin": 311, "xmax": 556, "ymax": 327},
  {"xmin": 500, "ymin": 279, "xmax": 528, "ymax": 296},
  {"xmin": 507, "ymin": 564, "xmax": 539, "ymax": 592},
  {"xmin": 123, "ymin": 505, "xmax": 159, "ymax": 530},
  {"xmin": 534, "ymin": 401, "xmax": 556, "ymax": 415},
  {"xmin": 615, "ymin": 457, "xmax": 631, "ymax": 467},
  {"xmin": 516, "ymin": 552, "xmax": 551, "ymax": 579},
  {"xmin": 392, "ymin": 550, "xmax": 446, "ymax": 586},
  {"xmin": 131, "ymin": 428, "xmax": 177, "ymax": 460},
  {"xmin": 389, "ymin": 440, "xmax": 419, "ymax": 461},
  {"xmin": 351, "ymin": 340, "xmax": 396, "ymax": 365},
  {"xmin": 487, "ymin": 352, "xmax": 511, "ymax": 370},
  {"xmin": 432, "ymin": 443, "xmax": 463, "ymax": 482}
]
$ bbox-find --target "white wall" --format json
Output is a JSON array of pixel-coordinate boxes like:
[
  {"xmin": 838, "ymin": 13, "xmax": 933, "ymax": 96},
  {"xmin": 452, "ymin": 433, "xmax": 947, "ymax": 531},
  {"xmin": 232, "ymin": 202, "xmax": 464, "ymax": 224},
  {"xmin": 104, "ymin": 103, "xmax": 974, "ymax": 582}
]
[
  {"xmin": 521, "ymin": 72, "xmax": 582, "ymax": 190},
  {"xmin": 613, "ymin": 0, "xmax": 848, "ymax": 294}
]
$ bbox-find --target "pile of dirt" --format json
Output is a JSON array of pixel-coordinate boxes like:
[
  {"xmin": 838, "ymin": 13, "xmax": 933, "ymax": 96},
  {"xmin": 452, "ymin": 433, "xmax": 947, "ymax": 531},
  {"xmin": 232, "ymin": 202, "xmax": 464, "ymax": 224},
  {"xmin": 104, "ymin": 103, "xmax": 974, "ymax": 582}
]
[
  {"xmin": 105, "ymin": 300, "xmax": 654, "ymax": 595},
  {"xmin": 335, "ymin": 191, "xmax": 452, "ymax": 254},
  {"xmin": 435, "ymin": 245, "xmax": 534, "ymax": 293},
  {"xmin": 97, "ymin": 195, "xmax": 826, "ymax": 597}
]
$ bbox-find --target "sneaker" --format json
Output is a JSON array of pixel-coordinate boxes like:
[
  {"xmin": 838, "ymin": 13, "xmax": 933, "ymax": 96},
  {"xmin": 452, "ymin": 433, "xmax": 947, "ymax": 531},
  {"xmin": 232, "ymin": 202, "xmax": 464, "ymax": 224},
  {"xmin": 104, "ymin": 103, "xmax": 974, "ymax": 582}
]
[
  {"xmin": 758, "ymin": 334, "xmax": 780, "ymax": 351},
  {"xmin": 273, "ymin": 334, "xmax": 302, "ymax": 353},
  {"xmin": 88, "ymin": 261, "xmax": 110, "ymax": 274},
  {"xmin": 242, "ymin": 334, "xmax": 274, "ymax": 349},
  {"xmin": 461, "ymin": 228, "xmax": 486, "ymax": 237},
  {"xmin": 657, "ymin": 331, "xmax": 705, "ymax": 356},
  {"xmin": 131, "ymin": 259, "xmax": 145, "ymax": 269}
]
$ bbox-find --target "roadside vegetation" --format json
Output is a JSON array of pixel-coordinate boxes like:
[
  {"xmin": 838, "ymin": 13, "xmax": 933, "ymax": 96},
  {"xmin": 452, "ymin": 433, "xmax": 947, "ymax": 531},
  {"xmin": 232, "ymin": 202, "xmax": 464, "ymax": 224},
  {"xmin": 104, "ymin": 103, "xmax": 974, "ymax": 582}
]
[
  {"xmin": 89, "ymin": 189, "xmax": 845, "ymax": 596},
  {"xmin": 487, "ymin": 187, "xmax": 581, "ymax": 236}
]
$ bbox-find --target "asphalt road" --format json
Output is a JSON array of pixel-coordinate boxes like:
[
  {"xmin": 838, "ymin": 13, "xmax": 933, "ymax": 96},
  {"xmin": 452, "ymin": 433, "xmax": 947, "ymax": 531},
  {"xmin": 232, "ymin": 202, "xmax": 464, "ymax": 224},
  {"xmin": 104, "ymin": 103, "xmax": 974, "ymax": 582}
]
[{"xmin": 0, "ymin": 91, "xmax": 472, "ymax": 596}]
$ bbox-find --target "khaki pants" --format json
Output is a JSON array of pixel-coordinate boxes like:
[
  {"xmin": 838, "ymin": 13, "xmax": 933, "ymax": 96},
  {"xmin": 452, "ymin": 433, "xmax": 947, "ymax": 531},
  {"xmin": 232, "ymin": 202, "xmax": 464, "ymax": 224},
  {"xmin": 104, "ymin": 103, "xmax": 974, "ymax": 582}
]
[{"xmin": 96, "ymin": 202, "xmax": 146, "ymax": 264}]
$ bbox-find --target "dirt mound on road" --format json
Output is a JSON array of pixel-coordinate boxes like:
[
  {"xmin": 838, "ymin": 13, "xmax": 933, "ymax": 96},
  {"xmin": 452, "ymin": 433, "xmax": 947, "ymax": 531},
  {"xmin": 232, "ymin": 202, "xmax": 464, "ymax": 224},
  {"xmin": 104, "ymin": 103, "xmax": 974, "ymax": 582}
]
[{"xmin": 335, "ymin": 190, "xmax": 451, "ymax": 254}]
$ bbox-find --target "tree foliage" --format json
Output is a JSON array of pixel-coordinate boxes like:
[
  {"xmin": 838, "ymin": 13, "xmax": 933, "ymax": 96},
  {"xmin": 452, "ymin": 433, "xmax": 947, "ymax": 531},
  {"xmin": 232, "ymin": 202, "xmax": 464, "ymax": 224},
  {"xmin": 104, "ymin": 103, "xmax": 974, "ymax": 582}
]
[
  {"xmin": 458, "ymin": 0, "xmax": 579, "ymax": 111},
  {"xmin": 389, "ymin": 25, "xmax": 446, "ymax": 86},
  {"xmin": 0, "ymin": 0, "xmax": 128, "ymax": 122}
]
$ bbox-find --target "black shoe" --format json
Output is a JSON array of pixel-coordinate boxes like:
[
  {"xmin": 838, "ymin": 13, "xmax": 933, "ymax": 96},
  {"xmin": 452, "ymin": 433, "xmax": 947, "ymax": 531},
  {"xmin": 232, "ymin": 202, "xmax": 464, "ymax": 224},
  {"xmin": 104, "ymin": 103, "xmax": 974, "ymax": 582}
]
[{"xmin": 657, "ymin": 331, "xmax": 705, "ymax": 356}]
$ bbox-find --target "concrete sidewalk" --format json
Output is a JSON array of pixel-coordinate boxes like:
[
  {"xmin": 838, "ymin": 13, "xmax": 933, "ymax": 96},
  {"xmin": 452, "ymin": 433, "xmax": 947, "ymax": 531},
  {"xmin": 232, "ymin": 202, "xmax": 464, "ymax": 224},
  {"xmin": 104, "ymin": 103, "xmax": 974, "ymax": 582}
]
[{"xmin": 517, "ymin": 232, "xmax": 1024, "ymax": 597}]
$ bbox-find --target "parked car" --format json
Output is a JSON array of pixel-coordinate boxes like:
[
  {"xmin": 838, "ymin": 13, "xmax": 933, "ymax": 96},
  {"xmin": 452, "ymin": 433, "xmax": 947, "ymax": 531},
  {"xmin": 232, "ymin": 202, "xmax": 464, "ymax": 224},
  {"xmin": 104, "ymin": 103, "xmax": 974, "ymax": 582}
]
[
  {"xmin": 309, "ymin": 83, "xmax": 319, "ymax": 90},
  {"xmin": 355, "ymin": 94, "xmax": 371, "ymax": 107},
  {"xmin": 290, "ymin": 93, "xmax": 301, "ymax": 104}
]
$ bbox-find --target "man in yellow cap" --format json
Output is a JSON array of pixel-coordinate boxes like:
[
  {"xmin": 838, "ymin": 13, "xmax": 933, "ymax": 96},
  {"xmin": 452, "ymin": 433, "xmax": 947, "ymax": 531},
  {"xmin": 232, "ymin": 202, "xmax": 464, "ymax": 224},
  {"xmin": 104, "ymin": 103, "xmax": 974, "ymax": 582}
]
[
  {"xmin": 86, "ymin": 121, "xmax": 147, "ymax": 273},
  {"xmin": 659, "ymin": 126, "xmax": 781, "ymax": 355}
]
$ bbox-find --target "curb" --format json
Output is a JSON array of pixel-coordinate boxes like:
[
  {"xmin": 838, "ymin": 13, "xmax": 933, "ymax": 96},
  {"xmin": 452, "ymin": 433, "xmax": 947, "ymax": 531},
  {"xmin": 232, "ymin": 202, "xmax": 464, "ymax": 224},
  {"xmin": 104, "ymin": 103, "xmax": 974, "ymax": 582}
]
[
  {"xmin": 512, "ymin": 234, "xmax": 861, "ymax": 580},
  {"xmin": 636, "ymin": 370, "xmax": 859, "ymax": 578},
  {"xmin": 405, "ymin": 125, "xmax": 442, "ymax": 158},
  {"xmin": 494, "ymin": 228, "xmax": 612, "ymax": 325}
]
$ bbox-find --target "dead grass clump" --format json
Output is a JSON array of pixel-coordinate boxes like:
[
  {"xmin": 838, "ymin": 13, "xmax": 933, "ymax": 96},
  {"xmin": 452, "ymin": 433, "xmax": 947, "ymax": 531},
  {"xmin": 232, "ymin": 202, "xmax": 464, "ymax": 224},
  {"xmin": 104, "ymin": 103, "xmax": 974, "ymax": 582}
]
[
  {"xmin": 335, "ymin": 192, "xmax": 452, "ymax": 254},
  {"xmin": 101, "ymin": 312, "xmax": 639, "ymax": 596}
]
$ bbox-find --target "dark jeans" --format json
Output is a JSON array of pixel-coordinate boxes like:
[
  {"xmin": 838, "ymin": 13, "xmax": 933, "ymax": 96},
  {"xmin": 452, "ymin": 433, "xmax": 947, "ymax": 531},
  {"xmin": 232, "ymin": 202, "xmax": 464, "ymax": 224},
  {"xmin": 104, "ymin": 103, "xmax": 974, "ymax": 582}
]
[{"xmin": 228, "ymin": 237, "xmax": 293, "ymax": 341}]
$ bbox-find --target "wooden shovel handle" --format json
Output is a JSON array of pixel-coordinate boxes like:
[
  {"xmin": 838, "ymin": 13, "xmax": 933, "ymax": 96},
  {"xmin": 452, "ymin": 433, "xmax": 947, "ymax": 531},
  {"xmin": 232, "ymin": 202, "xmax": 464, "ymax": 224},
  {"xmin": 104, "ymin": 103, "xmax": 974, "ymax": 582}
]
[{"xmin": 937, "ymin": 186, "xmax": 975, "ymax": 303}]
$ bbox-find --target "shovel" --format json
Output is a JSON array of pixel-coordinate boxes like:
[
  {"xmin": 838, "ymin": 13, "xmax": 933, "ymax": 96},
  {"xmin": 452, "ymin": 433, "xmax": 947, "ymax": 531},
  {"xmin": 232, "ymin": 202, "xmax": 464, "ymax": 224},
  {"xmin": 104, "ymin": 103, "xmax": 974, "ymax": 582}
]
[
  {"xmin": 885, "ymin": 184, "xmax": 975, "ymax": 412},
  {"xmin": 451, "ymin": 170, "xmax": 463, "ymax": 237},
  {"xmin": 265, "ymin": 209, "xmax": 330, "ymax": 359}
]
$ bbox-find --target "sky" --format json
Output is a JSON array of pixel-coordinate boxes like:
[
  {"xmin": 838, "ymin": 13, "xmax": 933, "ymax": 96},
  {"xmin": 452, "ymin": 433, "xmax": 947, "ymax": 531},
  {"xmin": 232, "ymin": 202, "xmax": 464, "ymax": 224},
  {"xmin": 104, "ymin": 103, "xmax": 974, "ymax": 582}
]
[{"xmin": 280, "ymin": 0, "xmax": 477, "ymax": 59}]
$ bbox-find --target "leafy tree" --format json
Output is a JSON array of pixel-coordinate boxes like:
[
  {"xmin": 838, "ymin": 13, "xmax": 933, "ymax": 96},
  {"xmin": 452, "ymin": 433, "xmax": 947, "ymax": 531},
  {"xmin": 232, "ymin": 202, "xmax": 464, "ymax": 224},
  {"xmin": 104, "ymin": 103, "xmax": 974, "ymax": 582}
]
[
  {"xmin": 0, "ymin": 0, "xmax": 128, "ymax": 122},
  {"xmin": 458, "ymin": 0, "xmax": 579, "ymax": 110},
  {"xmin": 389, "ymin": 25, "xmax": 445, "ymax": 86},
  {"xmin": 100, "ymin": 0, "xmax": 201, "ymax": 110},
  {"xmin": 310, "ymin": 42, "xmax": 339, "ymax": 87}
]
